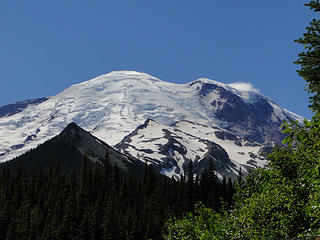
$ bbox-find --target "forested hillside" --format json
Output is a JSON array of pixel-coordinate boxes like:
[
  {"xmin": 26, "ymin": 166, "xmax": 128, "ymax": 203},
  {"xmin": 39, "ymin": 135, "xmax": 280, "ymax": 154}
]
[{"xmin": 0, "ymin": 156, "xmax": 233, "ymax": 240}]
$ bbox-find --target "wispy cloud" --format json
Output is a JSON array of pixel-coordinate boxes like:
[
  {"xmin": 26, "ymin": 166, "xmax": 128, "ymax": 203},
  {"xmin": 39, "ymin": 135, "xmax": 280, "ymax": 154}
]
[{"xmin": 227, "ymin": 82, "xmax": 260, "ymax": 93}]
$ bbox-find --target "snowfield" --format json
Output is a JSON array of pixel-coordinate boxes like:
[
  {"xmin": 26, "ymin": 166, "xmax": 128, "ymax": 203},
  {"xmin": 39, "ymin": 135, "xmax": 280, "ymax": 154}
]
[{"xmin": 0, "ymin": 71, "xmax": 304, "ymax": 177}]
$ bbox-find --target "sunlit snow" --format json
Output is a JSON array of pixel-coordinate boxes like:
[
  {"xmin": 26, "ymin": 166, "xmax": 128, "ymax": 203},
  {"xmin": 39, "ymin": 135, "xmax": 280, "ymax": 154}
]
[{"xmin": 0, "ymin": 71, "xmax": 304, "ymax": 168}]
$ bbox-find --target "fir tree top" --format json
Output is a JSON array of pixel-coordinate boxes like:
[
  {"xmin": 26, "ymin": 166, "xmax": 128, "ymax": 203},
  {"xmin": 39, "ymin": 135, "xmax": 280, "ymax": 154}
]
[{"xmin": 295, "ymin": 0, "xmax": 320, "ymax": 112}]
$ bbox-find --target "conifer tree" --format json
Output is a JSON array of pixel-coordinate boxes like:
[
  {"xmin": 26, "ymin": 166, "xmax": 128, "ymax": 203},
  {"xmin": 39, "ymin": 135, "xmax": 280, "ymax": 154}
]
[
  {"xmin": 222, "ymin": 176, "xmax": 227, "ymax": 201},
  {"xmin": 186, "ymin": 161, "xmax": 194, "ymax": 210},
  {"xmin": 295, "ymin": 0, "xmax": 320, "ymax": 112},
  {"xmin": 226, "ymin": 177, "xmax": 233, "ymax": 207}
]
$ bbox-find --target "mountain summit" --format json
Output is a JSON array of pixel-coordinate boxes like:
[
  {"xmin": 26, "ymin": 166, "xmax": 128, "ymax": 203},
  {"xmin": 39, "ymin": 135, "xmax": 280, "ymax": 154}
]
[
  {"xmin": 2, "ymin": 122, "xmax": 143, "ymax": 176},
  {"xmin": 0, "ymin": 71, "xmax": 303, "ymax": 177}
]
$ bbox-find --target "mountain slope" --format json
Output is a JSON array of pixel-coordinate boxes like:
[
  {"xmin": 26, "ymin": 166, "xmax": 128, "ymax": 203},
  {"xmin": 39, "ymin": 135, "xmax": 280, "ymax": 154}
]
[
  {"xmin": 0, "ymin": 71, "xmax": 303, "ymax": 165},
  {"xmin": 0, "ymin": 97, "xmax": 48, "ymax": 118},
  {"xmin": 1, "ymin": 122, "xmax": 144, "ymax": 176},
  {"xmin": 115, "ymin": 119, "xmax": 267, "ymax": 179}
]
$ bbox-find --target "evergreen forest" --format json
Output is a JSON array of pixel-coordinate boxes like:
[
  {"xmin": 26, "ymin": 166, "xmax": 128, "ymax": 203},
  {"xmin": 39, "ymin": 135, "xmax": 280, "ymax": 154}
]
[{"xmin": 0, "ymin": 156, "xmax": 233, "ymax": 240}]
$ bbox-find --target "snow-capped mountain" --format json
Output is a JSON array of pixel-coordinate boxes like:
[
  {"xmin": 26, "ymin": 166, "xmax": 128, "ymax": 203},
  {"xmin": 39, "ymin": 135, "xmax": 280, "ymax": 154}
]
[
  {"xmin": 116, "ymin": 119, "xmax": 267, "ymax": 179},
  {"xmin": 3, "ymin": 122, "xmax": 144, "ymax": 176},
  {"xmin": 0, "ymin": 71, "xmax": 304, "ymax": 176},
  {"xmin": 0, "ymin": 97, "xmax": 48, "ymax": 118}
]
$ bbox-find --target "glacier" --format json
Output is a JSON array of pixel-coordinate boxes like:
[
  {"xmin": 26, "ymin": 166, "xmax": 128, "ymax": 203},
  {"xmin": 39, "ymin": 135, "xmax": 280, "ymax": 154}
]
[{"xmin": 0, "ymin": 71, "xmax": 304, "ymax": 175}]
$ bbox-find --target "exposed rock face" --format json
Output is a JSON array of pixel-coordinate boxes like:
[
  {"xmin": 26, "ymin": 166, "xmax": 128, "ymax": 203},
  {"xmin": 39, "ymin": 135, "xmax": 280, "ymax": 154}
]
[
  {"xmin": 115, "ymin": 119, "xmax": 267, "ymax": 179},
  {"xmin": 0, "ymin": 97, "xmax": 48, "ymax": 118},
  {"xmin": 197, "ymin": 81, "xmax": 288, "ymax": 143}
]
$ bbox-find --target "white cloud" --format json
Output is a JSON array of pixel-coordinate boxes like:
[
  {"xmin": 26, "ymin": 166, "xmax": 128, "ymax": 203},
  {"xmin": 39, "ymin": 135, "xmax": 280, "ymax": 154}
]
[
  {"xmin": 227, "ymin": 82, "xmax": 260, "ymax": 101},
  {"xmin": 227, "ymin": 82, "xmax": 260, "ymax": 93}
]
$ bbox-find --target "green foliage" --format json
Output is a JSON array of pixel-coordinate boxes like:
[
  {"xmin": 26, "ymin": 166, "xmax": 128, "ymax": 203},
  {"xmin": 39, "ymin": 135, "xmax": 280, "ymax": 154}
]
[
  {"xmin": 235, "ymin": 178, "xmax": 308, "ymax": 239},
  {"xmin": 164, "ymin": 203, "xmax": 234, "ymax": 240},
  {"xmin": 294, "ymin": 0, "xmax": 320, "ymax": 112}
]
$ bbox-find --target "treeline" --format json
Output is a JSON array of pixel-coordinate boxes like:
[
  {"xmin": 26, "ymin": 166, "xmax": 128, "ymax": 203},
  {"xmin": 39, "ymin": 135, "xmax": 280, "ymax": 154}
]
[{"xmin": 0, "ymin": 155, "xmax": 234, "ymax": 240}]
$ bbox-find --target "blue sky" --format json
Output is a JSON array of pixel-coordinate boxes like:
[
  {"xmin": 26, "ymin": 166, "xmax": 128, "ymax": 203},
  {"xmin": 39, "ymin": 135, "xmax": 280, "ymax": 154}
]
[{"xmin": 0, "ymin": 0, "xmax": 315, "ymax": 119}]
